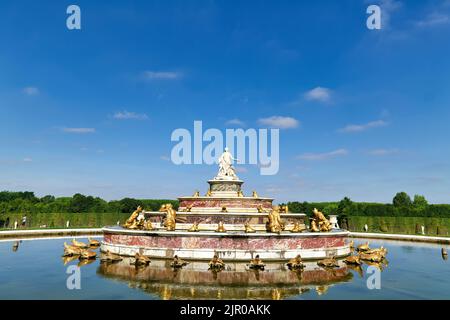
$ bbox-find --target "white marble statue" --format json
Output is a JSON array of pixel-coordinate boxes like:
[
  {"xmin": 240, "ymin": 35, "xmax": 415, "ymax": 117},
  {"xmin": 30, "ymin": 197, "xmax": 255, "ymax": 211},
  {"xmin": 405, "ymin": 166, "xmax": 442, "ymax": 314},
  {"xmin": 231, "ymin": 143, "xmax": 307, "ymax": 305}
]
[{"xmin": 215, "ymin": 147, "xmax": 239, "ymax": 180}]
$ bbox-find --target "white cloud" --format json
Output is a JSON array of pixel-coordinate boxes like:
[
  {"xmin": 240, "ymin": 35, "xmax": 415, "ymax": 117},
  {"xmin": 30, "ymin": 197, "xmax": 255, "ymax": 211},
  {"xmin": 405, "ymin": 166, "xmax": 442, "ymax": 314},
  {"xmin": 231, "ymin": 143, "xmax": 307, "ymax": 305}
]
[
  {"xmin": 113, "ymin": 111, "xmax": 148, "ymax": 120},
  {"xmin": 416, "ymin": 13, "xmax": 450, "ymax": 27},
  {"xmin": 142, "ymin": 71, "xmax": 182, "ymax": 80},
  {"xmin": 257, "ymin": 116, "xmax": 300, "ymax": 129},
  {"xmin": 62, "ymin": 127, "xmax": 96, "ymax": 134},
  {"xmin": 304, "ymin": 87, "xmax": 331, "ymax": 103},
  {"xmin": 160, "ymin": 155, "xmax": 171, "ymax": 161},
  {"xmin": 22, "ymin": 87, "xmax": 39, "ymax": 96},
  {"xmin": 338, "ymin": 120, "xmax": 388, "ymax": 133},
  {"xmin": 23, "ymin": 158, "xmax": 33, "ymax": 162},
  {"xmin": 297, "ymin": 149, "xmax": 348, "ymax": 161},
  {"xmin": 367, "ymin": 148, "xmax": 399, "ymax": 156},
  {"xmin": 225, "ymin": 119, "xmax": 246, "ymax": 127}
]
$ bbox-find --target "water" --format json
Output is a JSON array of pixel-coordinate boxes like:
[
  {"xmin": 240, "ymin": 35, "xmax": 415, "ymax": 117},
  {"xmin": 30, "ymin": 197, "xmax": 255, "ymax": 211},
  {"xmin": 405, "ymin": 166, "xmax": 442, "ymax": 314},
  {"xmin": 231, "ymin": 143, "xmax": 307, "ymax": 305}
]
[{"xmin": 0, "ymin": 237, "xmax": 449, "ymax": 299}]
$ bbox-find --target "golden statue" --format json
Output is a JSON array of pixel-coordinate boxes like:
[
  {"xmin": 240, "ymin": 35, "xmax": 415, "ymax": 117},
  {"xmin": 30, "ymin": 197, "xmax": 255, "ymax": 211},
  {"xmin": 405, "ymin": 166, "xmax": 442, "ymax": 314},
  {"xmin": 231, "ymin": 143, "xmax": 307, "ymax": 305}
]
[
  {"xmin": 193, "ymin": 191, "xmax": 200, "ymax": 197},
  {"xmin": 279, "ymin": 205, "xmax": 289, "ymax": 213},
  {"xmin": 359, "ymin": 252, "xmax": 383, "ymax": 263},
  {"xmin": 287, "ymin": 255, "xmax": 304, "ymax": 270},
  {"xmin": 72, "ymin": 239, "xmax": 89, "ymax": 249},
  {"xmin": 310, "ymin": 208, "xmax": 332, "ymax": 232},
  {"xmin": 237, "ymin": 190, "xmax": 244, "ymax": 197},
  {"xmin": 206, "ymin": 190, "xmax": 212, "ymax": 197},
  {"xmin": 252, "ymin": 191, "xmax": 259, "ymax": 198},
  {"xmin": 188, "ymin": 222, "xmax": 200, "ymax": 232},
  {"xmin": 124, "ymin": 206, "xmax": 143, "ymax": 229},
  {"xmin": 100, "ymin": 250, "xmax": 123, "ymax": 263},
  {"xmin": 160, "ymin": 203, "xmax": 176, "ymax": 231},
  {"xmin": 133, "ymin": 251, "xmax": 151, "ymax": 266},
  {"xmin": 209, "ymin": 253, "xmax": 225, "ymax": 270},
  {"xmin": 349, "ymin": 240, "xmax": 355, "ymax": 251},
  {"xmin": 290, "ymin": 221, "xmax": 305, "ymax": 233},
  {"xmin": 248, "ymin": 255, "xmax": 265, "ymax": 270},
  {"xmin": 356, "ymin": 242, "xmax": 370, "ymax": 252},
  {"xmin": 184, "ymin": 204, "xmax": 193, "ymax": 212},
  {"xmin": 63, "ymin": 242, "xmax": 82, "ymax": 257},
  {"xmin": 257, "ymin": 204, "xmax": 265, "ymax": 213},
  {"xmin": 171, "ymin": 255, "xmax": 189, "ymax": 268},
  {"xmin": 79, "ymin": 249, "xmax": 97, "ymax": 260},
  {"xmin": 143, "ymin": 220, "xmax": 154, "ymax": 231},
  {"xmin": 221, "ymin": 206, "xmax": 228, "ymax": 213},
  {"xmin": 216, "ymin": 221, "xmax": 226, "ymax": 232},
  {"xmin": 317, "ymin": 257, "xmax": 339, "ymax": 268},
  {"xmin": 344, "ymin": 255, "xmax": 362, "ymax": 265},
  {"xmin": 266, "ymin": 205, "xmax": 284, "ymax": 233},
  {"xmin": 244, "ymin": 222, "xmax": 256, "ymax": 233},
  {"xmin": 88, "ymin": 237, "xmax": 100, "ymax": 247},
  {"xmin": 364, "ymin": 246, "xmax": 388, "ymax": 258}
]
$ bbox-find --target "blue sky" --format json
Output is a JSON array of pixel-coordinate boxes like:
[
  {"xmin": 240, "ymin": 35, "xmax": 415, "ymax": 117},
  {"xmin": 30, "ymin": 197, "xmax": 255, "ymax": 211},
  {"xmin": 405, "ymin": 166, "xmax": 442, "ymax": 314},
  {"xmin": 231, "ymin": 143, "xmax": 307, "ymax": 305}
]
[{"xmin": 1, "ymin": 0, "xmax": 450, "ymax": 203}]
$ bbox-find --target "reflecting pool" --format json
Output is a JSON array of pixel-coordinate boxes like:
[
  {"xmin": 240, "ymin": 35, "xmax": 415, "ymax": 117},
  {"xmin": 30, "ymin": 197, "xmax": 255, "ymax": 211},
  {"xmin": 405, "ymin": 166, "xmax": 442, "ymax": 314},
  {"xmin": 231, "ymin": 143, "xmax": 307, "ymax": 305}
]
[{"xmin": 0, "ymin": 237, "xmax": 449, "ymax": 299}]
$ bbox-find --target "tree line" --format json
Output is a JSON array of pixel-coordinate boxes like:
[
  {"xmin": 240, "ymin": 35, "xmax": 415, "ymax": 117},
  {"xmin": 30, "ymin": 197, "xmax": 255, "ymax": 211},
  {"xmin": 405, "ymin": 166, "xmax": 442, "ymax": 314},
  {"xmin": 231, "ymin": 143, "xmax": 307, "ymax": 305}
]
[{"xmin": 0, "ymin": 190, "xmax": 449, "ymax": 218}]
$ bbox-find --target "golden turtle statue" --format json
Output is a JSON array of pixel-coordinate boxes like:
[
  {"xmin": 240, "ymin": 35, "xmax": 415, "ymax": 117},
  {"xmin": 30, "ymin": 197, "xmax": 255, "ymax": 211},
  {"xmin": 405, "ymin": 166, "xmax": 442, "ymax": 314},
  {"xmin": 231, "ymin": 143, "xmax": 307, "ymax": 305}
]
[
  {"xmin": 79, "ymin": 249, "xmax": 97, "ymax": 260},
  {"xmin": 356, "ymin": 242, "xmax": 370, "ymax": 252},
  {"xmin": 63, "ymin": 242, "xmax": 82, "ymax": 257},
  {"xmin": 88, "ymin": 237, "xmax": 100, "ymax": 247},
  {"xmin": 132, "ymin": 250, "xmax": 151, "ymax": 266},
  {"xmin": 71, "ymin": 239, "xmax": 89, "ymax": 249}
]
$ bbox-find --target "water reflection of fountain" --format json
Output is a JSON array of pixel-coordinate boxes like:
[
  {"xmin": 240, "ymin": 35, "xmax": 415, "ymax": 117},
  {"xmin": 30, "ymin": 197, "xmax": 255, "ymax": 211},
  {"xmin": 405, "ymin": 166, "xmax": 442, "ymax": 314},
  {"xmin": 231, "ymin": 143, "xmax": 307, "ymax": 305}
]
[{"xmin": 96, "ymin": 258, "xmax": 354, "ymax": 300}]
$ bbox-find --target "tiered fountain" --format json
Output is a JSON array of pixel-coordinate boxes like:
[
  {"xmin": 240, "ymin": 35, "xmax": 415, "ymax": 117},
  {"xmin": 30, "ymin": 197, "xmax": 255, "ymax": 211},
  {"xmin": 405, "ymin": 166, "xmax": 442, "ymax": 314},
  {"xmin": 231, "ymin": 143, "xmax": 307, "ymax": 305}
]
[{"xmin": 101, "ymin": 149, "xmax": 351, "ymax": 261}]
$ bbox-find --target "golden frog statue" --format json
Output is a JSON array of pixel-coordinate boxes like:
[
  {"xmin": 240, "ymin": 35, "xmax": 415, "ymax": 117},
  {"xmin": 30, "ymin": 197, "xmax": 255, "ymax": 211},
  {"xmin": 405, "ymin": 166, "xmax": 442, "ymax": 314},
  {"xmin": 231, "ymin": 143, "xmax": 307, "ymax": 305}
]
[
  {"xmin": 160, "ymin": 203, "xmax": 176, "ymax": 231},
  {"xmin": 257, "ymin": 204, "xmax": 265, "ymax": 213},
  {"xmin": 248, "ymin": 255, "xmax": 265, "ymax": 270},
  {"xmin": 266, "ymin": 205, "xmax": 284, "ymax": 233},
  {"xmin": 310, "ymin": 208, "xmax": 332, "ymax": 232},
  {"xmin": 205, "ymin": 190, "xmax": 212, "ymax": 197},
  {"xmin": 184, "ymin": 204, "xmax": 193, "ymax": 212},
  {"xmin": 188, "ymin": 222, "xmax": 200, "ymax": 232},
  {"xmin": 100, "ymin": 250, "xmax": 123, "ymax": 263},
  {"xmin": 244, "ymin": 222, "xmax": 256, "ymax": 233},
  {"xmin": 344, "ymin": 255, "xmax": 362, "ymax": 265},
  {"xmin": 279, "ymin": 205, "xmax": 289, "ymax": 213},
  {"xmin": 208, "ymin": 253, "xmax": 225, "ymax": 270},
  {"xmin": 193, "ymin": 191, "xmax": 200, "ymax": 197},
  {"xmin": 252, "ymin": 191, "xmax": 259, "ymax": 198},
  {"xmin": 123, "ymin": 206, "xmax": 143, "ymax": 229},
  {"xmin": 143, "ymin": 220, "xmax": 154, "ymax": 231},
  {"xmin": 287, "ymin": 255, "xmax": 304, "ymax": 270},
  {"xmin": 317, "ymin": 257, "xmax": 339, "ymax": 268},
  {"xmin": 216, "ymin": 221, "xmax": 226, "ymax": 232},
  {"xmin": 171, "ymin": 255, "xmax": 189, "ymax": 268},
  {"xmin": 133, "ymin": 250, "xmax": 151, "ymax": 266},
  {"xmin": 290, "ymin": 221, "xmax": 305, "ymax": 233}
]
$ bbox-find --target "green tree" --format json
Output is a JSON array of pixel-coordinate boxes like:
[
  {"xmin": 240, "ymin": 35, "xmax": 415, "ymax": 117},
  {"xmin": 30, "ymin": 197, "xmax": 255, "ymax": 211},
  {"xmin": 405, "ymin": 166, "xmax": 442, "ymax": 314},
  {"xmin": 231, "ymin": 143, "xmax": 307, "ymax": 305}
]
[
  {"xmin": 393, "ymin": 192, "xmax": 412, "ymax": 207},
  {"xmin": 413, "ymin": 195, "xmax": 428, "ymax": 209}
]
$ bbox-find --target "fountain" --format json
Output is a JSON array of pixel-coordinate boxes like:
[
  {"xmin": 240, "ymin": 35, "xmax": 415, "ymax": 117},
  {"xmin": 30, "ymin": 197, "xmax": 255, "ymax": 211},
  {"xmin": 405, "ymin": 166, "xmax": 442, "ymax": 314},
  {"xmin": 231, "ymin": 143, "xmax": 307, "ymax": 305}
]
[{"xmin": 101, "ymin": 149, "xmax": 351, "ymax": 261}]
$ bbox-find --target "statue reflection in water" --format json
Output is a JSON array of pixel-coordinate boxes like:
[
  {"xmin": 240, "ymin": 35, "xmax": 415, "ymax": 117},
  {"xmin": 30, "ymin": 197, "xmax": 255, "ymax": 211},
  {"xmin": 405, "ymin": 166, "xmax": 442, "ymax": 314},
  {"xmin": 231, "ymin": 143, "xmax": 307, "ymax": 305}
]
[{"xmin": 12, "ymin": 241, "xmax": 20, "ymax": 252}]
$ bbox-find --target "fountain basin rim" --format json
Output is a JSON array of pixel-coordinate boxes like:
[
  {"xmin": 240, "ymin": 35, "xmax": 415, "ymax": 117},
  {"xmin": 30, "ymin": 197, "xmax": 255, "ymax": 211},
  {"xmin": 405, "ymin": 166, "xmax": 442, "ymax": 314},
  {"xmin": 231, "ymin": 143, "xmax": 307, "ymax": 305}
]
[
  {"xmin": 102, "ymin": 226, "xmax": 348, "ymax": 238},
  {"xmin": 142, "ymin": 211, "xmax": 306, "ymax": 218}
]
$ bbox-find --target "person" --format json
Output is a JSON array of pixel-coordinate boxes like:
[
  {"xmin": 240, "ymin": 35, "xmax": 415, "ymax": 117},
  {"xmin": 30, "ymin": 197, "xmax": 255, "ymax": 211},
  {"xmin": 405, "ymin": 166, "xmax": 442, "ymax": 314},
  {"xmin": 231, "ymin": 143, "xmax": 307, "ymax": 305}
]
[{"xmin": 21, "ymin": 215, "xmax": 27, "ymax": 228}]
